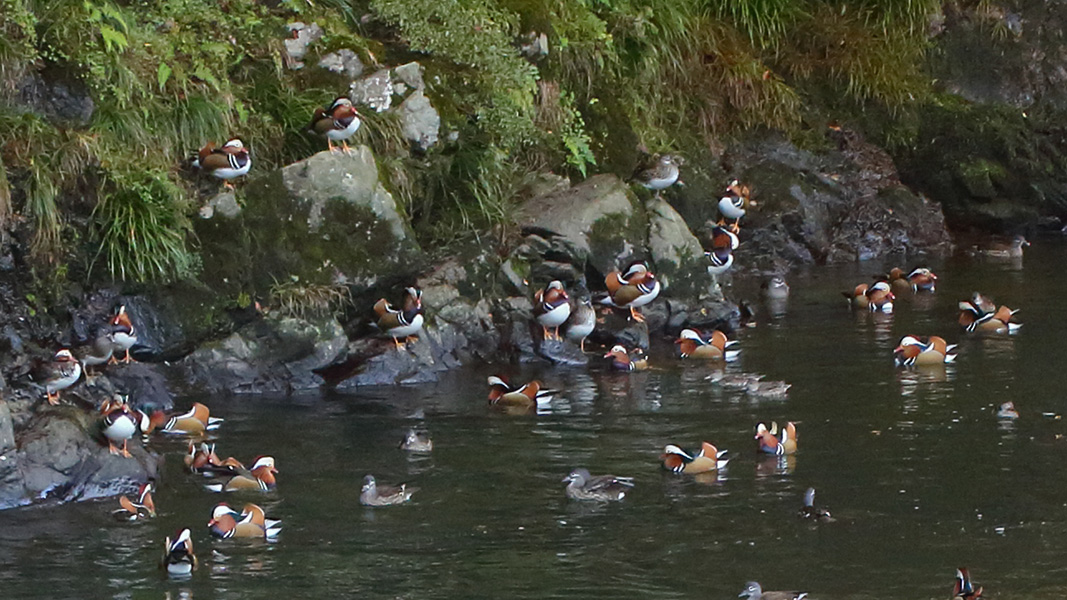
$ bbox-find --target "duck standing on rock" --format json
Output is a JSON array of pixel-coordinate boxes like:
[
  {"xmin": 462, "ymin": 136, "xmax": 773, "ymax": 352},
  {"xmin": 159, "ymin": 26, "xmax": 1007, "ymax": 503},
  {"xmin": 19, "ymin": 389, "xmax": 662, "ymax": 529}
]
[
  {"xmin": 632, "ymin": 154, "xmax": 683, "ymax": 198},
  {"xmin": 41, "ymin": 349, "xmax": 82, "ymax": 405},
  {"xmin": 109, "ymin": 305, "xmax": 138, "ymax": 364},
  {"xmin": 705, "ymin": 225, "xmax": 739, "ymax": 275},
  {"xmin": 564, "ymin": 297, "xmax": 596, "ymax": 352},
  {"xmin": 718, "ymin": 179, "xmax": 754, "ymax": 231},
  {"xmin": 160, "ymin": 529, "xmax": 197, "ymax": 577},
  {"xmin": 101, "ymin": 395, "xmax": 149, "ymax": 457},
  {"xmin": 373, "ymin": 286, "xmax": 424, "ymax": 350},
  {"xmin": 308, "ymin": 96, "xmax": 361, "ymax": 153},
  {"xmin": 600, "ymin": 261, "xmax": 660, "ymax": 322},
  {"xmin": 75, "ymin": 330, "xmax": 115, "ymax": 375},
  {"xmin": 533, "ymin": 280, "xmax": 571, "ymax": 341},
  {"xmin": 562, "ymin": 468, "xmax": 633, "ymax": 501},
  {"xmin": 192, "ymin": 138, "xmax": 251, "ymax": 189}
]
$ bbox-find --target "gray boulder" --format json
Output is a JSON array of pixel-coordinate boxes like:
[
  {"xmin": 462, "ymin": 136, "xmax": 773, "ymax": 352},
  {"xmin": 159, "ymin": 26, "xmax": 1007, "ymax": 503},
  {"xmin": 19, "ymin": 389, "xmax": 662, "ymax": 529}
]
[{"xmin": 399, "ymin": 90, "xmax": 440, "ymax": 151}]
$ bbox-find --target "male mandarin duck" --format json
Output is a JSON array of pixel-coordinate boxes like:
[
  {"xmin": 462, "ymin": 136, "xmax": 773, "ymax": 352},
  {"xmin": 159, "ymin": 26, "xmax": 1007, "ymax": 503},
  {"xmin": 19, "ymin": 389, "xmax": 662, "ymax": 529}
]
[
  {"xmin": 360, "ymin": 474, "xmax": 416, "ymax": 506},
  {"xmin": 533, "ymin": 280, "xmax": 571, "ymax": 340},
  {"xmin": 705, "ymin": 225, "xmax": 739, "ymax": 276},
  {"xmin": 600, "ymin": 261, "xmax": 660, "ymax": 322},
  {"xmin": 185, "ymin": 441, "xmax": 245, "ymax": 476},
  {"xmin": 958, "ymin": 292, "xmax": 1021, "ymax": 333},
  {"xmin": 756, "ymin": 421, "xmax": 797, "ymax": 455},
  {"xmin": 865, "ymin": 280, "xmax": 895, "ymax": 312},
  {"xmin": 997, "ymin": 401, "xmax": 1019, "ymax": 419},
  {"xmin": 563, "ymin": 297, "xmax": 596, "ymax": 352},
  {"xmin": 746, "ymin": 379, "xmax": 791, "ymax": 399},
  {"xmin": 108, "ymin": 305, "xmax": 138, "ymax": 364},
  {"xmin": 604, "ymin": 345, "xmax": 648, "ymax": 371},
  {"xmin": 718, "ymin": 178, "xmax": 755, "ymax": 231},
  {"xmin": 953, "ymin": 567, "xmax": 983, "ymax": 599},
  {"xmin": 661, "ymin": 441, "xmax": 730, "ymax": 474},
  {"xmin": 633, "ymin": 154, "xmax": 683, "ymax": 197},
  {"xmin": 977, "ymin": 234, "xmax": 1029, "ymax": 259},
  {"xmin": 761, "ymin": 275, "xmax": 790, "ymax": 300},
  {"xmin": 42, "ymin": 349, "xmax": 82, "ymax": 405},
  {"xmin": 308, "ymin": 96, "xmax": 361, "ymax": 153},
  {"xmin": 147, "ymin": 402, "xmax": 224, "ymax": 436},
  {"xmin": 192, "ymin": 138, "xmax": 251, "ymax": 188},
  {"xmin": 562, "ymin": 468, "xmax": 634, "ymax": 502},
  {"xmin": 160, "ymin": 529, "xmax": 198, "ymax": 577},
  {"xmin": 113, "ymin": 482, "xmax": 156, "ymax": 521},
  {"xmin": 738, "ymin": 581, "xmax": 808, "ymax": 600},
  {"xmin": 102, "ymin": 395, "xmax": 149, "ymax": 457},
  {"xmin": 208, "ymin": 502, "xmax": 282, "ymax": 540},
  {"xmin": 674, "ymin": 328, "xmax": 739, "ymax": 361},
  {"xmin": 798, "ymin": 487, "xmax": 832, "ymax": 522},
  {"xmin": 893, "ymin": 335, "xmax": 958, "ymax": 366},
  {"xmin": 204, "ymin": 456, "xmax": 278, "ymax": 492},
  {"xmin": 906, "ymin": 267, "xmax": 938, "ymax": 292},
  {"xmin": 487, "ymin": 375, "xmax": 555, "ymax": 411},
  {"xmin": 373, "ymin": 286, "xmax": 424, "ymax": 350},
  {"xmin": 399, "ymin": 428, "xmax": 433, "ymax": 452}
]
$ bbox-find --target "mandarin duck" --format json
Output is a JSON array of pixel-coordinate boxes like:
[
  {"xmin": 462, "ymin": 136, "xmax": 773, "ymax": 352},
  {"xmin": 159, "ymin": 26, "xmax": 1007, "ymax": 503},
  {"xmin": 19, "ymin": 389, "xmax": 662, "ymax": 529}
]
[
  {"xmin": 865, "ymin": 280, "xmax": 895, "ymax": 312},
  {"xmin": 843, "ymin": 282, "xmax": 871, "ymax": 310},
  {"xmin": 798, "ymin": 487, "xmax": 832, "ymax": 522},
  {"xmin": 958, "ymin": 292, "xmax": 1021, "ymax": 333},
  {"xmin": 761, "ymin": 275, "xmax": 790, "ymax": 300},
  {"xmin": 185, "ymin": 441, "xmax": 245, "ymax": 476},
  {"xmin": 113, "ymin": 482, "xmax": 156, "ymax": 521},
  {"xmin": 108, "ymin": 305, "xmax": 138, "ymax": 364},
  {"xmin": 894, "ymin": 335, "xmax": 958, "ymax": 366},
  {"xmin": 718, "ymin": 179, "xmax": 755, "ymax": 231},
  {"xmin": 42, "ymin": 349, "xmax": 82, "ymax": 405},
  {"xmin": 604, "ymin": 345, "xmax": 648, "ymax": 371},
  {"xmin": 563, "ymin": 297, "xmax": 596, "ymax": 352},
  {"xmin": 399, "ymin": 428, "xmax": 433, "ymax": 453},
  {"xmin": 953, "ymin": 567, "xmax": 983, "ymax": 599},
  {"xmin": 192, "ymin": 138, "xmax": 251, "ymax": 189},
  {"xmin": 147, "ymin": 402, "xmax": 224, "ymax": 436},
  {"xmin": 562, "ymin": 468, "xmax": 634, "ymax": 502},
  {"xmin": 756, "ymin": 421, "xmax": 797, "ymax": 455},
  {"xmin": 905, "ymin": 267, "xmax": 938, "ymax": 292},
  {"xmin": 75, "ymin": 330, "xmax": 115, "ymax": 374},
  {"xmin": 997, "ymin": 401, "xmax": 1019, "ymax": 419},
  {"xmin": 487, "ymin": 375, "xmax": 555, "ymax": 411},
  {"xmin": 308, "ymin": 96, "xmax": 361, "ymax": 153},
  {"xmin": 887, "ymin": 267, "xmax": 912, "ymax": 296},
  {"xmin": 706, "ymin": 371, "xmax": 764, "ymax": 390},
  {"xmin": 633, "ymin": 154, "xmax": 683, "ymax": 197},
  {"xmin": 208, "ymin": 502, "xmax": 282, "ymax": 540},
  {"xmin": 746, "ymin": 379, "xmax": 791, "ymax": 399},
  {"xmin": 977, "ymin": 234, "xmax": 1029, "ymax": 259},
  {"xmin": 738, "ymin": 581, "xmax": 808, "ymax": 600},
  {"xmin": 160, "ymin": 529, "xmax": 198, "ymax": 577},
  {"xmin": 661, "ymin": 441, "xmax": 730, "ymax": 474},
  {"xmin": 360, "ymin": 474, "xmax": 416, "ymax": 506},
  {"xmin": 533, "ymin": 280, "xmax": 571, "ymax": 340},
  {"xmin": 374, "ymin": 287, "xmax": 424, "ymax": 350},
  {"xmin": 204, "ymin": 456, "xmax": 278, "ymax": 492},
  {"xmin": 600, "ymin": 261, "xmax": 660, "ymax": 322},
  {"xmin": 674, "ymin": 328, "xmax": 739, "ymax": 361},
  {"xmin": 705, "ymin": 225, "xmax": 739, "ymax": 275},
  {"xmin": 102, "ymin": 395, "xmax": 149, "ymax": 457}
]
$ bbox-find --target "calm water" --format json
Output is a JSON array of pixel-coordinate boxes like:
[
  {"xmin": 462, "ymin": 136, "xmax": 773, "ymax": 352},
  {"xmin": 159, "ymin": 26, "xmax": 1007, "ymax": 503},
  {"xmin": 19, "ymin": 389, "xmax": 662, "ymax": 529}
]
[{"xmin": 3, "ymin": 241, "xmax": 1067, "ymax": 599}]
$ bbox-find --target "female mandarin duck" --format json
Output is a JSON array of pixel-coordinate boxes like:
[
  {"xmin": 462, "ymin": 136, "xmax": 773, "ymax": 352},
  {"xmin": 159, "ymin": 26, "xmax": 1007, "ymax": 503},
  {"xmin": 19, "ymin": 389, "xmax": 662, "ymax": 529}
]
[
  {"xmin": 954, "ymin": 567, "xmax": 983, "ymax": 598},
  {"xmin": 109, "ymin": 305, "xmax": 138, "ymax": 363},
  {"xmin": 374, "ymin": 286, "xmax": 424, "ymax": 350},
  {"xmin": 718, "ymin": 179, "xmax": 755, "ymax": 231},
  {"xmin": 193, "ymin": 138, "xmax": 251, "ymax": 189},
  {"xmin": 797, "ymin": 487, "xmax": 832, "ymax": 522},
  {"xmin": 75, "ymin": 330, "xmax": 115, "ymax": 374},
  {"xmin": 360, "ymin": 474, "xmax": 416, "ymax": 506},
  {"xmin": 113, "ymin": 482, "xmax": 156, "ymax": 521},
  {"xmin": 42, "ymin": 349, "xmax": 82, "ymax": 405},
  {"xmin": 761, "ymin": 275, "xmax": 790, "ymax": 300},
  {"xmin": 958, "ymin": 292, "xmax": 1021, "ymax": 333},
  {"xmin": 893, "ymin": 335, "xmax": 958, "ymax": 366},
  {"xmin": 400, "ymin": 428, "xmax": 433, "ymax": 452},
  {"xmin": 746, "ymin": 379, "xmax": 791, "ymax": 399},
  {"xmin": 738, "ymin": 581, "xmax": 808, "ymax": 600},
  {"xmin": 705, "ymin": 225, "xmax": 739, "ymax": 276},
  {"xmin": 977, "ymin": 234, "xmax": 1029, "ymax": 259},
  {"xmin": 533, "ymin": 280, "xmax": 571, "ymax": 340},
  {"xmin": 204, "ymin": 456, "xmax": 278, "ymax": 492},
  {"xmin": 308, "ymin": 96, "xmax": 361, "ymax": 153},
  {"xmin": 147, "ymin": 402, "xmax": 224, "ymax": 436},
  {"xmin": 562, "ymin": 468, "xmax": 634, "ymax": 502},
  {"xmin": 487, "ymin": 375, "xmax": 554, "ymax": 411},
  {"xmin": 633, "ymin": 154, "xmax": 683, "ymax": 198},
  {"xmin": 601, "ymin": 261, "xmax": 660, "ymax": 322},
  {"xmin": 208, "ymin": 502, "xmax": 282, "ymax": 540},
  {"xmin": 161, "ymin": 529, "xmax": 197, "ymax": 577},
  {"xmin": 674, "ymin": 328, "xmax": 739, "ymax": 361},
  {"xmin": 604, "ymin": 345, "xmax": 648, "ymax": 371},
  {"xmin": 102, "ymin": 395, "xmax": 149, "ymax": 457},
  {"xmin": 756, "ymin": 421, "xmax": 797, "ymax": 455},
  {"xmin": 563, "ymin": 297, "xmax": 596, "ymax": 352},
  {"xmin": 661, "ymin": 441, "xmax": 730, "ymax": 474}
]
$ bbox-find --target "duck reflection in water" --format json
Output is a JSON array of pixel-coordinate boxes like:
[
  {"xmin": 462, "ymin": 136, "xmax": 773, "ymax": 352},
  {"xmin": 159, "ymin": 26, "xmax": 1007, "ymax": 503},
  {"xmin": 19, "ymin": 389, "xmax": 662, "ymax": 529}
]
[
  {"xmin": 755, "ymin": 454, "xmax": 796, "ymax": 476},
  {"xmin": 897, "ymin": 363, "xmax": 953, "ymax": 397}
]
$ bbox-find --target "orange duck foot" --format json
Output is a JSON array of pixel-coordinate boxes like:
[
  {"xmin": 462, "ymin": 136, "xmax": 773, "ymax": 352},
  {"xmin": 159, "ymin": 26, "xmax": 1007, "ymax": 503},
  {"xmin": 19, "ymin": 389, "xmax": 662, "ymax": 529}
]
[
  {"xmin": 121, "ymin": 441, "xmax": 132, "ymax": 459},
  {"xmin": 342, "ymin": 141, "xmax": 353, "ymax": 155},
  {"xmin": 405, "ymin": 335, "xmax": 419, "ymax": 345},
  {"xmin": 392, "ymin": 337, "xmax": 405, "ymax": 351},
  {"xmin": 629, "ymin": 308, "xmax": 646, "ymax": 323},
  {"xmin": 46, "ymin": 392, "xmax": 59, "ymax": 406}
]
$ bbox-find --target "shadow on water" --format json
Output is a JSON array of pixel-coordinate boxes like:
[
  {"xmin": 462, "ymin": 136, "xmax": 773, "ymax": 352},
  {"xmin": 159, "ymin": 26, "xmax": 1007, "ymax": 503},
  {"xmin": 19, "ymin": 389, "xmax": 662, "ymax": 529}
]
[{"xmin": 2, "ymin": 239, "xmax": 1067, "ymax": 598}]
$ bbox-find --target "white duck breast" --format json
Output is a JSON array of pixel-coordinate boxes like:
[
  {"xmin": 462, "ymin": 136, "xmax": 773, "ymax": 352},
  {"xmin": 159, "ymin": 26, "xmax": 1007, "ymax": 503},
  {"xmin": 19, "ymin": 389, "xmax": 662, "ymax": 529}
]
[
  {"xmin": 388, "ymin": 313, "xmax": 424, "ymax": 338},
  {"xmin": 706, "ymin": 253, "xmax": 733, "ymax": 275},
  {"xmin": 643, "ymin": 167, "xmax": 679, "ymax": 190},
  {"xmin": 628, "ymin": 281, "xmax": 661, "ymax": 308},
  {"xmin": 104, "ymin": 414, "xmax": 138, "ymax": 443},
  {"xmin": 718, "ymin": 195, "xmax": 746, "ymax": 220},
  {"xmin": 111, "ymin": 330, "xmax": 137, "ymax": 352},
  {"xmin": 326, "ymin": 116, "xmax": 361, "ymax": 141},
  {"xmin": 536, "ymin": 302, "xmax": 571, "ymax": 329},
  {"xmin": 47, "ymin": 363, "xmax": 82, "ymax": 394},
  {"xmin": 565, "ymin": 314, "xmax": 595, "ymax": 340},
  {"xmin": 212, "ymin": 153, "xmax": 251, "ymax": 180}
]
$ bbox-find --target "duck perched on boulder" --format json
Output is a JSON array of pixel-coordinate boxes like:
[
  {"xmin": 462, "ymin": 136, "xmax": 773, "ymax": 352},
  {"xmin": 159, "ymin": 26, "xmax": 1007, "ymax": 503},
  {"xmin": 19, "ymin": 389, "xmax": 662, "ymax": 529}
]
[
  {"xmin": 632, "ymin": 153, "xmax": 683, "ymax": 197},
  {"xmin": 718, "ymin": 178, "xmax": 754, "ymax": 231},
  {"xmin": 600, "ymin": 261, "xmax": 660, "ymax": 322},
  {"xmin": 533, "ymin": 280, "xmax": 570, "ymax": 340},
  {"xmin": 192, "ymin": 138, "xmax": 251, "ymax": 189},
  {"xmin": 308, "ymin": 96, "xmax": 361, "ymax": 153},
  {"xmin": 373, "ymin": 287, "xmax": 424, "ymax": 350}
]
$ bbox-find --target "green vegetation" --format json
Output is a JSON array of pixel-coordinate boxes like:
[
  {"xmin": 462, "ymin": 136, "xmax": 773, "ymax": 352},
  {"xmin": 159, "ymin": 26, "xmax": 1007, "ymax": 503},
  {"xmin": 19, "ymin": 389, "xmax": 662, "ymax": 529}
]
[{"xmin": 0, "ymin": 0, "xmax": 943, "ymax": 293}]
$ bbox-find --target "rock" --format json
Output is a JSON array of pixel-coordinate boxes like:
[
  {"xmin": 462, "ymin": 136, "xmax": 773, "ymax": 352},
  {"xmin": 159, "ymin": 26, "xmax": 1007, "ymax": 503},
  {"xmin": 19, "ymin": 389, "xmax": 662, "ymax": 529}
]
[
  {"xmin": 350, "ymin": 69, "xmax": 394, "ymax": 112},
  {"xmin": 199, "ymin": 190, "xmax": 241, "ymax": 219},
  {"xmin": 399, "ymin": 90, "xmax": 440, "ymax": 151},
  {"xmin": 646, "ymin": 197, "xmax": 721, "ymax": 300},
  {"xmin": 103, "ymin": 363, "xmax": 174, "ymax": 413},
  {"xmin": 393, "ymin": 62, "xmax": 424, "ymax": 90},
  {"xmin": 16, "ymin": 70, "xmax": 94, "ymax": 127},
  {"xmin": 284, "ymin": 22, "xmax": 323, "ymax": 69},
  {"xmin": 536, "ymin": 339, "xmax": 588, "ymax": 366},
  {"xmin": 318, "ymin": 49, "xmax": 364, "ymax": 79}
]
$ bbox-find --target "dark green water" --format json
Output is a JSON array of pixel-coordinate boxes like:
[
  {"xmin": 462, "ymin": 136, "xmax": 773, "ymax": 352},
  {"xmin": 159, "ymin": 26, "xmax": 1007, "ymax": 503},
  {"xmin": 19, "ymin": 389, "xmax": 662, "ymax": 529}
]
[{"xmin": 3, "ymin": 240, "xmax": 1067, "ymax": 599}]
